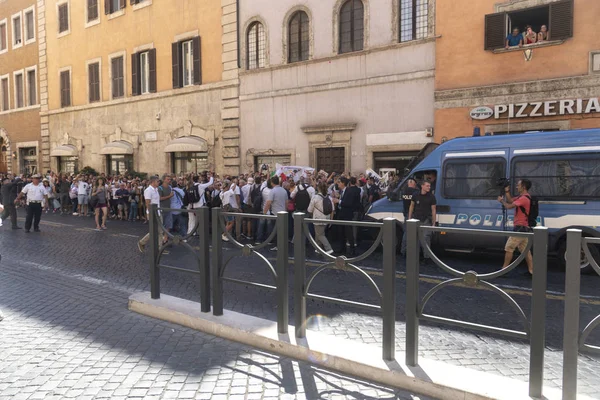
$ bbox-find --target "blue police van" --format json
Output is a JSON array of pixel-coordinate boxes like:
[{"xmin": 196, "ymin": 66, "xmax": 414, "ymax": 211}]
[{"xmin": 365, "ymin": 129, "xmax": 600, "ymax": 272}]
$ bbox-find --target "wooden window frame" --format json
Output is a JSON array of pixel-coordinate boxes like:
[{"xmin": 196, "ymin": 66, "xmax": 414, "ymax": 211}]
[
  {"xmin": 57, "ymin": 1, "xmax": 71, "ymax": 38},
  {"xmin": 11, "ymin": 11, "xmax": 23, "ymax": 49},
  {"xmin": 23, "ymin": 5, "xmax": 36, "ymax": 45},
  {"xmin": 59, "ymin": 67, "xmax": 72, "ymax": 108},
  {"xmin": 86, "ymin": 58, "xmax": 102, "ymax": 103},
  {"xmin": 13, "ymin": 70, "xmax": 24, "ymax": 109},
  {"xmin": 132, "ymin": 49, "xmax": 156, "ymax": 95},
  {"xmin": 0, "ymin": 74, "xmax": 10, "ymax": 112},
  {"xmin": 339, "ymin": 0, "xmax": 364, "ymax": 54},
  {"xmin": 109, "ymin": 53, "xmax": 126, "ymax": 99},
  {"xmin": 25, "ymin": 65, "xmax": 37, "ymax": 107},
  {"xmin": 484, "ymin": 0, "xmax": 574, "ymax": 51},
  {"xmin": 105, "ymin": 0, "xmax": 126, "ymax": 16},
  {"xmin": 86, "ymin": 0, "xmax": 100, "ymax": 28},
  {"xmin": 0, "ymin": 18, "xmax": 7, "ymax": 55},
  {"xmin": 172, "ymin": 36, "xmax": 201, "ymax": 89}
]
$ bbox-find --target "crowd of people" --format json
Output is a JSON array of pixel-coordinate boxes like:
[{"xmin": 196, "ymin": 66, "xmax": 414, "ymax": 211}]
[{"xmin": 0, "ymin": 168, "xmax": 402, "ymax": 256}]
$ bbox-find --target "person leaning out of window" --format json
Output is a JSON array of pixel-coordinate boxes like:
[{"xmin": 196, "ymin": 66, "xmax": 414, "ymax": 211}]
[{"xmin": 505, "ymin": 27, "xmax": 524, "ymax": 49}]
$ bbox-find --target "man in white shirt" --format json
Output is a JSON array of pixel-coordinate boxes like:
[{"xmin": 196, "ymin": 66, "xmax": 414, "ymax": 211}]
[
  {"xmin": 187, "ymin": 172, "xmax": 214, "ymax": 235},
  {"xmin": 138, "ymin": 176, "xmax": 161, "ymax": 252},
  {"xmin": 76, "ymin": 177, "xmax": 89, "ymax": 217},
  {"xmin": 15, "ymin": 174, "xmax": 48, "ymax": 233},
  {"xmin": 241, "ymin": 177, "xmax": 254, "ymax": 240}
]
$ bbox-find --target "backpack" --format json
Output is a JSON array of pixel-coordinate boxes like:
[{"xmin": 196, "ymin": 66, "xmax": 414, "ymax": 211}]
[
  {"xmin": 519, "ymin": 194, "xmax": 539, "ymax": 228},
  {"xmin": 211, "ymin": 191, "xmax": 222, "ymax": 208},
  {"xmin": 320, "ymin": 194, "xmax": 333, "ymax": 216},
  {"xmin": 251, "ymin": 185, "xmax": 264, "ymax": 213},
  {"xmin": 186, "ymin": 184, "xmax": 201, "ymax": 205},
  {"xmin": 295, "ymin": 185, "xmax": 310, "ymax": 211}
]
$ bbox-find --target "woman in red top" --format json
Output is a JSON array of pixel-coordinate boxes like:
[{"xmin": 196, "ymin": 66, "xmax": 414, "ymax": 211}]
[{"xmin": 524, "ymin": 25, "xmax": 537, "ymax": 45}]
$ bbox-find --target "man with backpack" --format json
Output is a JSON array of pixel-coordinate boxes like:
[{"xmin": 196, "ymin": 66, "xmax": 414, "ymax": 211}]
[
  {"xmin": 186, "ymin": 172, "xmax": 213, "ymax": 235},
  {"xmin": 291, "ymin": 178, "xmax": 314, "ymax": 213},
  {"xmin": 498, "ymin": 179, "xmax": 536, "ymax": 275}
]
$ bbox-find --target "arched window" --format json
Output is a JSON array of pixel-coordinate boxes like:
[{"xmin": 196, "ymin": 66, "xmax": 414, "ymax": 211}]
[
  {"xmin": 399, "ymin": 0, "xmax": 429, "ymax": 42},
  {"xmin": 339, "ymin": 0, "xmax": 364, "ymax": 54},
  {"xmin": 247, "ymin": 22, "xmax": 266, "ymax": 70},
  {"xmin": 288, "ymin": 11, "xmax": 309, "ymax": 63}
]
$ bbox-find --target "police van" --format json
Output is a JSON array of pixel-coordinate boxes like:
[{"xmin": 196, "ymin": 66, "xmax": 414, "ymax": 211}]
[{"xmin": 365, "ymin": 129, "xmax": 600, "ymax": 272}]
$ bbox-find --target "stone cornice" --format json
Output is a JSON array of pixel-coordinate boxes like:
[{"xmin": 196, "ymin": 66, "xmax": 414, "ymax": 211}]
[
  {"xmin": 301, "ymin": 123, "xmax": 357, "ymax": 134},
  {"xmin": 435, "ymin": 74, "xmax": 600, "ymax": 109}
]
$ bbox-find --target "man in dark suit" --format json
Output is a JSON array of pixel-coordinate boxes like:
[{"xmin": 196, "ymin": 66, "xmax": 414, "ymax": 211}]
[
  {"xmin": 0, "ymin": 176, "xmax": 21, "ymax": 229},
  {"xmin": 335, "ymin": 177, "xmax": 362, "ymax": 254}
]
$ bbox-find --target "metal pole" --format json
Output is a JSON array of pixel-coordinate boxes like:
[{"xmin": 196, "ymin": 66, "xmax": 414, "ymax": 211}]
[
  {"xmin": 294, "ymin": 213, "xmax": 307, "ymax": 338},
  {"xmin": 562, "ymin": 229, "xmax": 582, "ymax": 400},
  {"xmin": 150, "ymin": 204, "xmax": 160, "ymax": 299},
  {"xmin": 529, "ymin": 226, "xmax": 548, "ymax": 398},
  {"xmin": 382, "ymin": 218, "xmax": 397, "ymax": 361},
  {"xmin": 212, "ymin": 207, "xmax": 223, "ymax": 316},
  {"xmin": 198, "ymin": 207, "xmax": 211, "ymax": 313},
  {"xmin": 276, "ymin": 212, "xmax": 289, "ymax": 334},
  {"xmin": 405, "ymin": 219, "xmax": 420, "ymax": 366}
]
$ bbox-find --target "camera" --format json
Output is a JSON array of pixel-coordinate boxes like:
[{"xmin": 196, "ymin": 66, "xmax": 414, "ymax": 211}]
[
  {"xmin": 496, "ymin": 177, "xmax": 510, "ymax": 188},
  {"xmin": 261, "ymin": 164, "xmax": 269, "ymax": 171}
]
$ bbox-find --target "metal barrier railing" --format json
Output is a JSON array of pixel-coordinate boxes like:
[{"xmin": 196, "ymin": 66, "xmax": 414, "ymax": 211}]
[
  {"xmin": 562, "ymin": 230, "xmax": 600, "ymax": 400},
  {"xmin": 211, "ymin": 208, "xmax": 289, "ymax": 334},
  {"xmin": 292, "ymin": 213, "xmax": 397, "ymax": 360},
  {"xmin": 404, "ymin": 219, "xmax": 548, "ymax": 398},
  {"xmin": 149, "ymin": 204, "xmax": 210, "ymax": 312}
]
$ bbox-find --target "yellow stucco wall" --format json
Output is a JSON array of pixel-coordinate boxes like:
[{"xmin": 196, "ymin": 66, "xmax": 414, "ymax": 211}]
[{"xmin": 45, "ymin": 0, "xmax": 224, "ymax": 111}]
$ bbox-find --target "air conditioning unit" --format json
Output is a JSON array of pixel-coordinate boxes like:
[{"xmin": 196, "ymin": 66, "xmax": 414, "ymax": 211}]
[{"xmin": 425, "ymin": 127, "xmax": 434, "ymax": 137}]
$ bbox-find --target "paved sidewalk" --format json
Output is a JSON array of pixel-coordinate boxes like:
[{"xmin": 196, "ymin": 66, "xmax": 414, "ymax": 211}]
[
  {"xmin": 0, "ymin": 257, "xmax": 426, "ymax": 400},
  {"xmin": 1, "ymin": 212, "xmax": 599, "ymax": 398}
]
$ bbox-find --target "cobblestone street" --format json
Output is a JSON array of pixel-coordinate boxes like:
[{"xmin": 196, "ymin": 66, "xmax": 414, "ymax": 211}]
[{"xmin": 0, "ymin": 211, "xmax": 599, "ymax": 399}]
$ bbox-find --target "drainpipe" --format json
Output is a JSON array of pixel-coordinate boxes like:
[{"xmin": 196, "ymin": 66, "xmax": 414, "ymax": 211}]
[{"xmin": 237, "ymin": 0, "xmax": 240, "ymax": 68}]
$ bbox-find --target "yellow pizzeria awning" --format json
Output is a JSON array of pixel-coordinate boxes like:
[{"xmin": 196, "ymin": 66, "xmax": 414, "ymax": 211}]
[
  {"xmin": 50, "ymin": 145, "xmax": 78, "ymax": 157},
  {"xmin": 164, "ymin": 136, "xmax": 208, "ymax": 153},
  {"xmin": 100, "ymin": 141, "xmax": 134, "ymax": 155}
]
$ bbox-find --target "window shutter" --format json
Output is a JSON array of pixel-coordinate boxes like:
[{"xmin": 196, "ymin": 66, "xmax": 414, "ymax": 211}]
[
  {"xmin": 192, "ymin": 36, "xmax": 202, "ymax": 85},
  {"xmin": 149, "ymin": 48, "xmax": 157, "ymax": 93},
  {"xmin": 549, "ymin": 0, "xmax": 574, "ymax": 41},
  {"xmin": 484, "ymin": 12, "xmax": 506, "ymax": 50},
  {"xmin": 88, "ymin": 64, "xmax": 94, "ymax": 102},
  {"xmin": 171, "ymin": 42, "xmax": 181, "ymax": 89},
  {"xmin": 131, "ymin": 53, "xmax": 140, "ymax": 96},
  {"xmin": 104, "ymin": 0, "xmax": 111, "ymax": 14},
  {"xmin": 65, "ymin": 72, "xmax": 70, "ymax": 107}
]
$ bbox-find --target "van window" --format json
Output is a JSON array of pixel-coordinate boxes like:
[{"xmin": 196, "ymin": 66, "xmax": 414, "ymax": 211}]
[
  {"xmin": 512, "ymin": 154, "xmax": 600, "ymax": 199},
  {"xmin": 443, "ymin": 159, "xmax": 505, "ymax": 199}
]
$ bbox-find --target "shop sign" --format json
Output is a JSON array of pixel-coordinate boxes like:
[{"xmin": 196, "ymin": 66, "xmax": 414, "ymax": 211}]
[
  {"xmin": 470, "ymin": 106, "xmax": 494, "ymax": 120},
  {"xmin": 470, "ymin": 98, "xmax": 600, "ymax": 120}
]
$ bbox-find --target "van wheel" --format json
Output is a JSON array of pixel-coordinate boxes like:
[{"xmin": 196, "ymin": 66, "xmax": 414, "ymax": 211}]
[{"xmin": 557, "ymin": 237, "xmax": 600, "ymax": 275}]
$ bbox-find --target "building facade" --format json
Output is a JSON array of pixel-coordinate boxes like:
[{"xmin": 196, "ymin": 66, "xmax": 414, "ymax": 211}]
[
  {"xmin": 238, "ymin": 0, "xmax": 436, "ymax": 175},
  {"xmin": 43, "ymin": 0, "xmax": 240, "ymax": 176},
  {"xmin": 435, "ymin": 0, "xmax": 600, "ymax": 141},
  {"xmin": 0, "ymin": 0, "xmax": 42, "ymax": 174}
]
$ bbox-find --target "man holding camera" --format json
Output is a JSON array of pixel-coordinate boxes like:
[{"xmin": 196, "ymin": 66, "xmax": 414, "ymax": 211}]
[{"xmin": 498, "ymin": 179, "xmax": 534, "ymax": 275}]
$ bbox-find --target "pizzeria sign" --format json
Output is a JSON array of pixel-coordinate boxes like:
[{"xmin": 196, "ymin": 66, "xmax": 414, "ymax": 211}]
[{"xmin": 470, "ymin": 98, "xmax": 600, "ymax": 120}]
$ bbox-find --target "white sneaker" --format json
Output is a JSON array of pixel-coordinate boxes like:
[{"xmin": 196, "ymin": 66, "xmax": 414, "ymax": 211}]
[
  {"xmin": 270, "ymin": 246, "xmax": 278, "ymax": 251},
  {"xmin": 0, "ymin": 218, "xmax": 3, "ymax": 227},
  {"xmin": 222, "ymin": 234, "xmax": 230, "ymax": 242},
  {"xmin": 72, "ymin": 212, "xmax": 79, "ymax": 216}
]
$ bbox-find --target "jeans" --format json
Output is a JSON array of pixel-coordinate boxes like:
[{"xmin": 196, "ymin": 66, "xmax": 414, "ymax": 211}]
[
  {"xmin": 172, "ymin": 213, "xmax": 188, "ymax": 236},
  {"xmin": 256, "ymin": 218, "xmax": 275, "ymax": 243},
  {"xmin": 129, "ymin": 203, "xmax": 138, "ymax": 221}
]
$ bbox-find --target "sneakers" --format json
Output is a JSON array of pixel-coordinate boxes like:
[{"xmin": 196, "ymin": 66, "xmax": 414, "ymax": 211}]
[
  {"xmin": 270, "ymin": 246, "xmax": 278, "ymax": 251},
  {"xmin": 72, "ymin": 212, "xmax": 79, "ymax": 216},
  {"xmin": 222, "ymin": 234, "xmax": 230, "ymax": 242},
  {"xmin": 137, "ymin": 241, "xmax": 145, "ymax": 253}
]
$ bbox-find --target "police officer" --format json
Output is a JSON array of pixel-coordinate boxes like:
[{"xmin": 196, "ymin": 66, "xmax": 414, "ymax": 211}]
[
  {"xmin": 15, "ymin": 174, "xmax": 48, "ymax": 233},
  {"xmin": 400, "ymin": 178, "xmax": 419, "ymax": 255}
]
